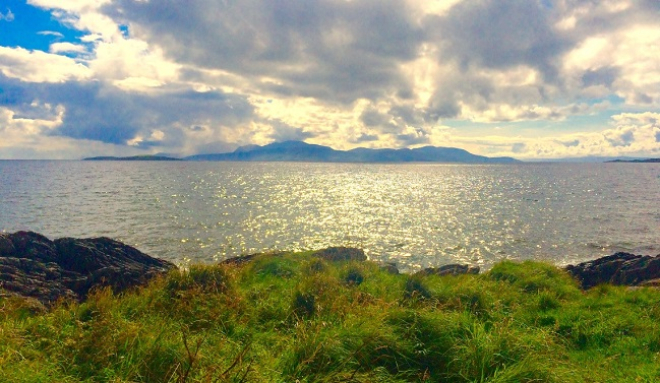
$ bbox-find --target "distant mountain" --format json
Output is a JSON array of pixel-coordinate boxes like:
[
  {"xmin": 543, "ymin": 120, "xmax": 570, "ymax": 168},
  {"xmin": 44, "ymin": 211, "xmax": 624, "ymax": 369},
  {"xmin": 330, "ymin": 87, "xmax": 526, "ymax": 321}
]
[
  {"xmin": 529, "ymin": 156, "xmax": 656, "ymax": 163},
  {"xmin": 606, "ymin": 158, "xmax": 660, "ymax": 163},
  {"xmin": 185, "ymin": 141, "xmax": 520, "ymax": 163},
  {"xmin": 84, "ymin": 155, "xmax": 181, "ymax": 161}
]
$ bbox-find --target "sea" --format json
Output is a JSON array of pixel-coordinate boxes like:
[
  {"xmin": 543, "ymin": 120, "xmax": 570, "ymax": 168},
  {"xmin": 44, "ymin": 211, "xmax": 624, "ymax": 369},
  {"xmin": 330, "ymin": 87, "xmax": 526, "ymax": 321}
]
[{"xmin": 1, "ymin": 161, "xmax": 658, "ymax": 272}]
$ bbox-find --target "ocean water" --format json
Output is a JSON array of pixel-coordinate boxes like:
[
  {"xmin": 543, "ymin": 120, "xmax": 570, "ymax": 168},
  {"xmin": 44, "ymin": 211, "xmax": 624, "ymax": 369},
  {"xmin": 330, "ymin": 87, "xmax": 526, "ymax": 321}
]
[{"xmin": 1, "ymin": 161, "xmax": 658, "ymax": 272}]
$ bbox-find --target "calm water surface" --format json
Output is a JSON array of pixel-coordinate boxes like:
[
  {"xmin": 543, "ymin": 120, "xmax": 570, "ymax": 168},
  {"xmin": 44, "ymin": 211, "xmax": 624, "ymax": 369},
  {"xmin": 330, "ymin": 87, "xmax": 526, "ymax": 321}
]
[{"xmin": 1, "ymin": 161, "xmax": 658, "ymax": 272}]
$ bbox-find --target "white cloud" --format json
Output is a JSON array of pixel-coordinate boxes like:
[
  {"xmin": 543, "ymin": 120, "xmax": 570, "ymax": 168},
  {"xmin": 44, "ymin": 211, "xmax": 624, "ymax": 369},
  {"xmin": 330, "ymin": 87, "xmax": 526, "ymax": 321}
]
[
  {"xmin": 91, "ymin": 39, "xmax": 179, "ymax": 90},
  {"xmin": 2, "ymin": 0, "xmax": 660, "ymax": 158},
  {"xmin": 38, "ymin": 31, "xmax": 64, "ymax": 37},
  {"xmin": 0, "ymin": 46, "xmax": 92, "ymax": 82},
  {"xmin": 448, "ymin": 112, "xmax": 660, "ymax": 159},
  {"xmin": 0, "ymin": 8, "xmax": 15, "ymax": 22},
  {"xmin": 49, "ymin": 42, "xmax": 88, "ymax": 54}
]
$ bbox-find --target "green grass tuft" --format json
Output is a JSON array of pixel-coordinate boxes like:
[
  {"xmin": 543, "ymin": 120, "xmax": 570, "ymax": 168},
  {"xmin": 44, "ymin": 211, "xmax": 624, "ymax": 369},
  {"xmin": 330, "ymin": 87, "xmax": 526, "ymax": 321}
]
[{"xmin": 2, "ymin": 255, "xmax": 660, "ymax": 382}]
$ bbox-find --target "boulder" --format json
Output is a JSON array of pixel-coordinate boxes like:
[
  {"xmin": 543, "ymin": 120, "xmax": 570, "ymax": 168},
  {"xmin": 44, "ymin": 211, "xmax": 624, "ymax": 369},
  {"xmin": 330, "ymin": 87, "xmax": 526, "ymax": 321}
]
[
  {"xmin": 313, "ymin": 247, "xmax": 366, "ymax": 262},
  {"xmin": 566, "ymin": 252, "xmax": 660, "ymax": 289},
  {"xmin": 7, "ymin": 231, "xmax": 59, "ymax": 263},
  {"xmin": 0, "ymin": 233, "xmax": 16, "ymax": 256},
  {"xmin": 0, "ymin": 231, "xmax": 175, "ymax": 304},
  {"xmin": 54, "ymin": 237, "xmax": 173, "ymax": 274},
  {"xmin": 379, "ymin": 262, "xmax": 400, "ymax": 275},
  {"xmin": 415, "ymin": 264, "xmax": 480, "ymax": 277}
]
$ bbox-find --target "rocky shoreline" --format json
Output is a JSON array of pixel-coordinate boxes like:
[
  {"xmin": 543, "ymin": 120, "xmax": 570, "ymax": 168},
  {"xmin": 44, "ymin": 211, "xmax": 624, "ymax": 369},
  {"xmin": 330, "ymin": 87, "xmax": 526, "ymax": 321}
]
[
  {"xmin": 1, "ymin": 231, "xmax": 659, "ymax": 304},
  {"xmin": 0, "ymin": 231, "xmax": 175, "ymax": 304}
]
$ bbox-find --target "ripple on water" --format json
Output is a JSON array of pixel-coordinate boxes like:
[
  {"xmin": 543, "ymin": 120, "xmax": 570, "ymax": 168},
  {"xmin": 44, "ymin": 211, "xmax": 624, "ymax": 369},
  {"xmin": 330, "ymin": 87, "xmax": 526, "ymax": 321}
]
[{"xmin": 1, "ymin": 161, "xmax": 659, "ymax": 271}]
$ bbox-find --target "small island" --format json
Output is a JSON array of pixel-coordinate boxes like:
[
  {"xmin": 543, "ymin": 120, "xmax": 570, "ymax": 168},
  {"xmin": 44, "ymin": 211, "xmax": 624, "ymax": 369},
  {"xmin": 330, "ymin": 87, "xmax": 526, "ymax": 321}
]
[
  {"xmin": 83, "ymin": 155, "xmax": 181, "ymax": 161},
  {"xmin": 607, "ymin": 158, "xmax": 660, "ymax": 163}
]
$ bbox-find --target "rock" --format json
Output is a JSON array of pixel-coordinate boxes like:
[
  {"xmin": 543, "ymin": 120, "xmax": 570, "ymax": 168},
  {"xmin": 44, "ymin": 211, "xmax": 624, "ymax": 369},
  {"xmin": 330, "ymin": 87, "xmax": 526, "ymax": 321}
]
[
  {"xmin": 313, "ymin": 247, "xmax": 366, "ymax": 262},
  {"xmin": 8, "ymin": 231, "xmax": 59, "ymax": 263},
  {"xmin": 0, "ymin": 257, "xmax": 79, "ymax": 302},
  {"xmin": 414, "ymin": 264, "xmax": 480, "ymax": 277},
  {"xmin": 0, "ymin": 232, "xmax": 176, "ymax": 304},
  {"xmin": 565, "ymin": 252, "xmax": 660, "ymax": 289},
  {"xmin": 0, "ymin": 233, "xmax": 17, "ymax": 257},
  {"xmin": 379, "ymin": 262, "xmax": 400, "ymax": 275},
  {"xmin": 640, "ymin": 278, "xmax": 660, "ymax": 287},
  {"xmin": 54, "ymin": 237, "xmax": 173, "ymax": 274}
]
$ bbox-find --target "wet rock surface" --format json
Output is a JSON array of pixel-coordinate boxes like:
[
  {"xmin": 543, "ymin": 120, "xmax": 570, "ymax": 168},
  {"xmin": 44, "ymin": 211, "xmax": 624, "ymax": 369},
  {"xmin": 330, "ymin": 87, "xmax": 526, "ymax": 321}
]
[
  {"xmin": 566, "ymin": 252, "xmax": 660, "ymax": 289},
  {"xmin": 0, "ymin": 231, "xmax": 175, "ymax": 304}
]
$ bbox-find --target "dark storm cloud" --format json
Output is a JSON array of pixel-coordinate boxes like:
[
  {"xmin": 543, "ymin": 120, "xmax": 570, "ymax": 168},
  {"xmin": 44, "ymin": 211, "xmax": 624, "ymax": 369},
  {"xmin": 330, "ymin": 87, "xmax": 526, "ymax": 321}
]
[
  {"xmin": 0, "ymin": 74, "xmax": 253, "ymax": 145},
  {"xmin": 429, "ymin": 0, "xmax": 571, "ymax": 81},
  {"xmin": 95, "ymin": 0, "xmax": 660, "ymax": 129},
  {"xmin": 104, "ymin": 0, "xmax": 423, "ymax": 104},
  {"xmin": 360, "ymin": 107, "xmax": 399, "ymax": 132},
  {"xmin": 581, "ymin": 67, "xmax": 619, "ymax": 88},
  {"xmin": 396, "ymin": 129, "xmax": 429, "ymax": 146},
  {"xmin": 0, "ymin": 74, "xmax": 32, "ymax": 108},
  {"xmin": 388, "ymin": 104, "xmax": 425, "ymax": 125},
  {"xmin": 51, "ymin": 85, "xmax": 252, "ymax": 144}
]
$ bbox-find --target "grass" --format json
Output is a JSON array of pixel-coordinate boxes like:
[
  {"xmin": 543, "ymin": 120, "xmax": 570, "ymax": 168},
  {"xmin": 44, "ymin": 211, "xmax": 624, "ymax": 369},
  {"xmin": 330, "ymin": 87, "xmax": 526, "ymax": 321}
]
[{"xmin": 2, "ymin": 254, "xmax": 660, "ymax": 382}]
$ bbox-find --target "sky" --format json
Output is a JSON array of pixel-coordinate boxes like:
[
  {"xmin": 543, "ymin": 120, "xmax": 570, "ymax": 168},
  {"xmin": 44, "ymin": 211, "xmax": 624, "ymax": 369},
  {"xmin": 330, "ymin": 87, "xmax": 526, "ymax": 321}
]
[{"xmin": 0, "ymin": 0, "xmax": 659, "ymax": 160}]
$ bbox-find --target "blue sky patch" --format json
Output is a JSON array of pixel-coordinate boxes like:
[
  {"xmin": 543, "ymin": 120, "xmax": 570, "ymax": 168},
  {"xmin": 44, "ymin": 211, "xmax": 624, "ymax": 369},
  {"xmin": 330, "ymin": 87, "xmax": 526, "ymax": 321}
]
[{"xmin": 0, "ymin": 1, "xmax": 84, "ymax": 52}]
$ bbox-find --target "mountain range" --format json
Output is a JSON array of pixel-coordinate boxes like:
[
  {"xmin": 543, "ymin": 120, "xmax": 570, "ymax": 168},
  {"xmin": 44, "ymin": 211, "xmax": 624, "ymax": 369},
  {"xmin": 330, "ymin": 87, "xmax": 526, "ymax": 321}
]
[{"xmin": 184, "ymin": 141, "xmax": 520, "ymax": 163}]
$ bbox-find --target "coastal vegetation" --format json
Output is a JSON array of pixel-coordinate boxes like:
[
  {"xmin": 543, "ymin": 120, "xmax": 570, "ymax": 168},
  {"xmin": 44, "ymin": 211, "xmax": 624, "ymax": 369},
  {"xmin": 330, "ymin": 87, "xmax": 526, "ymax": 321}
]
[{"xmin": 2, "ymin": 251, "xmax": 660, "ymax": 382}]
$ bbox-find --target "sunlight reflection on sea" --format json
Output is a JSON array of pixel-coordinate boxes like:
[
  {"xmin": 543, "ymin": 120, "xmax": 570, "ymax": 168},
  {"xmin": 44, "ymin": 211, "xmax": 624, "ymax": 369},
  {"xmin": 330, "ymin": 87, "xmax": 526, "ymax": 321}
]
[{"xmin": 1, "ymin": 161, "xmax": 658, "ymax": 272}]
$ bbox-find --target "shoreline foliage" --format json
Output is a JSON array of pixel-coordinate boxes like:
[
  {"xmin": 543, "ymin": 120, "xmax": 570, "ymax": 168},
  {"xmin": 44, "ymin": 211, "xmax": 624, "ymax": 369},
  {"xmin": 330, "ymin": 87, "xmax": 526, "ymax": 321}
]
[{"xmin": 2, "ymin": 253, "xmax": 660, "ymax": 382}]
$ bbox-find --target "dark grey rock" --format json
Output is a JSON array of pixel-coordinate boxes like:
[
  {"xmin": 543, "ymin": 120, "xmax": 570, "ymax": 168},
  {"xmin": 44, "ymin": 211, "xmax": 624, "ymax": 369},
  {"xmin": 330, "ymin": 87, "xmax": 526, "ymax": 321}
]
[
  {"xmin": 8, "ymin": 231, "xmax": 59, "ymax": 263},
  {"xmin": 566, "ymin": 252, "xmax": 660, "ymax": 289},
  {"xmin": 0, "ymin": 232, "xmax": 176, "ymax": 304},
  {"xmin": 379, "ymin": 262, "xmax": 400, "ymax": 275},
  {"xmin": 0, "ymin": 233, "xmax": 17, "ymax": 257},
  {"xmin": 54, "ymin": 237, "xmax": 172, "ymax": 274}
]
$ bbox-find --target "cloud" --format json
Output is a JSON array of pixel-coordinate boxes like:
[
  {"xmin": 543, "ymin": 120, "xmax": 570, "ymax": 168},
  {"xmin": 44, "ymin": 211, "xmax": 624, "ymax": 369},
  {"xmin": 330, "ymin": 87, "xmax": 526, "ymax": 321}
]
[
  {"xmin": 604, "ymin": 128, "xmax": 635, "ymax": 147},
  {"xmin": 49, "ymin": 42, "xmax": 88, "ymax": 54},
  {"xmin": 556, "ymin": 139, "xmax": 580, "ymax": 147},
  {"xmin": 0, "ymin": 8, "xmax": 15, "ymax": 22},
  {"xmin": 104, "ymin": 0, "xmax": 423, "ymax": 104},
  {"xmin": 397, "ymin": 130, "xmax": 429, "ymax": 146},
  {"xmin": 267, "ymin": 120, "xmax": 316, "ymax": 142},
  {"xmin": 0, "ymin": 46, "xmax": 92, "ymax": 82},
  {"xmin": 38, "ymin": 31, "xmax": 64, "ymax": 38},
  {"xmin": 0, "ymin": 73, "xmax": 254, "ymax": 150},
  {"xmin": 2, "ymin": 0, "xmax": 660, "ymax": 158},
  {"xmin": 511, "ymin": 143, "xmax": 526, "ymax": 153},
  {"xmin": 353, "ymin": 133, "xmax": 379, "ymax": 143},
  {"xmin": 451, "ymin": 112, "xmax": 660, "ymax": 159},
  {"xmin": 429, "ymin": 0, "xmax": 570, "ymax": 80}
]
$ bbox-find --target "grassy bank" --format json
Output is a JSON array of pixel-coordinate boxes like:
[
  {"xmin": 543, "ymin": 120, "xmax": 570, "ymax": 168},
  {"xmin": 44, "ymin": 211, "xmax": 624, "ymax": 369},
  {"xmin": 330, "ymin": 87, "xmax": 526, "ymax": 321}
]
[{"xmin": 2, "ymin": 252, "xmax": 660, "ymax": 382}]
